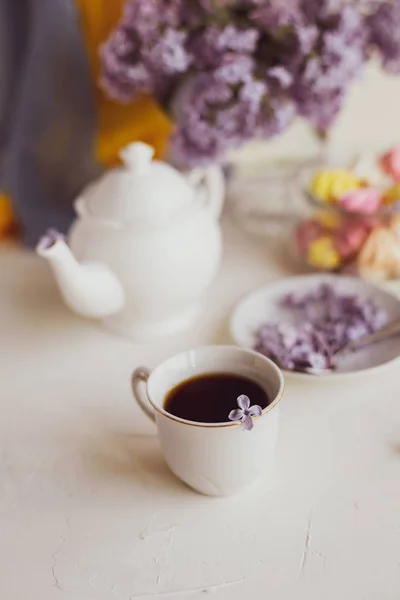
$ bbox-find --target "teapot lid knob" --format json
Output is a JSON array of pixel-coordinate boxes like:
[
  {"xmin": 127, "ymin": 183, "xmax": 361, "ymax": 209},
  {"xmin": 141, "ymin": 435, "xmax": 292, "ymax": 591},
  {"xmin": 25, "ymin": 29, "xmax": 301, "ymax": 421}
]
[{"xmin": 119, "ymin": 142, "xmax": 155, "ymax": 175}]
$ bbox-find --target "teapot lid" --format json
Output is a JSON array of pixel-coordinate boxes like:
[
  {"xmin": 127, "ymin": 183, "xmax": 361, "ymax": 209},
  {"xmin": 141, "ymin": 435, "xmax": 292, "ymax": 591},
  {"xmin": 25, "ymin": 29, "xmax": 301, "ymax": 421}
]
[{"xmin": 81, "ymin": 142, "xmax": 194, "ymax": 225}]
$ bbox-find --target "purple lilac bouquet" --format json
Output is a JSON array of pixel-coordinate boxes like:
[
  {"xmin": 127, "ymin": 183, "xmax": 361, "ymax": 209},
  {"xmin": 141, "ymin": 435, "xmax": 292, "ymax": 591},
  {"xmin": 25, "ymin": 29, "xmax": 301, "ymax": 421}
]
[{"xmin": 100, "ymin": 0, "xmax": 400, "ymax": 166}]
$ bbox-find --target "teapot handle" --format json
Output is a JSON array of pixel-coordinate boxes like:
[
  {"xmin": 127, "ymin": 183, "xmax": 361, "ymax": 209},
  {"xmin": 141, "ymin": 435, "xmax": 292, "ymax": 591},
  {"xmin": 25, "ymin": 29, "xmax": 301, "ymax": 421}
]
[
  {"xmin": 74, "ymin": 197, "xmax": 87, "ymax": 218},
  {"xmin": 188, "ymin": 165, "xmax": 225, "ymax": 220}
]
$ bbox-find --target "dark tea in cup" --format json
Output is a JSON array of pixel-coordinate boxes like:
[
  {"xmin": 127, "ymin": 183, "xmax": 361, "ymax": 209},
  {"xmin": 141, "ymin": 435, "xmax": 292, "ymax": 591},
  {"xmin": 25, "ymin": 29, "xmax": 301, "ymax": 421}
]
[{"xmin": 164, "ymin": 373, "xmax": 270, "ymax": 423}]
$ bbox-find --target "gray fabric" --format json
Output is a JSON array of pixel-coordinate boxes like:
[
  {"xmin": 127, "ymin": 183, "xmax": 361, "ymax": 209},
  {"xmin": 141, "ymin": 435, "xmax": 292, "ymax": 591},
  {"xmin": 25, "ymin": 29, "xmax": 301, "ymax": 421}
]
[
  {"xmin": 0, "ymin": 0, "xmax": 27, "ymax": 151},
  {"xmin": 0, "ymin": 0, "xmax": 103, "ymax": 246}
]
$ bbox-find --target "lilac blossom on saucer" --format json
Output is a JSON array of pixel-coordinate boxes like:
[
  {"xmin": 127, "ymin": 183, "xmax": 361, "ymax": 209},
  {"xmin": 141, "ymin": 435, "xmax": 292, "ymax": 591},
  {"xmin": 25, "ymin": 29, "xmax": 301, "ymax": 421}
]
[
  {"xmin": 254, "ymin": 284, "xmax": 387, "ymax": 372},
  {"xmin": 229, "ymin": 394, "xmax": 262, "ymax": 431}
]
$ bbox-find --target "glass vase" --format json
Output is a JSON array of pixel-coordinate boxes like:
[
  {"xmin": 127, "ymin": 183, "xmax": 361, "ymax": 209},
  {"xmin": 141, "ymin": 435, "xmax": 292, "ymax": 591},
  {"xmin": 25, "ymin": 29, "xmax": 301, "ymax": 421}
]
[{"xmin": 226, "ymin": 126, "xmax": 327, "ymax": 239}]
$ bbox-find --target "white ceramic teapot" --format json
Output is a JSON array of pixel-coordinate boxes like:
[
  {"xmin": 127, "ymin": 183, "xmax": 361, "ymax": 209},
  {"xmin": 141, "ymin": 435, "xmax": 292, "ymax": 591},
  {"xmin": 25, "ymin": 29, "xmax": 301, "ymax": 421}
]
[{"xmin": 36, "ymin": 142, "xmax": 225, "ymax": 339}]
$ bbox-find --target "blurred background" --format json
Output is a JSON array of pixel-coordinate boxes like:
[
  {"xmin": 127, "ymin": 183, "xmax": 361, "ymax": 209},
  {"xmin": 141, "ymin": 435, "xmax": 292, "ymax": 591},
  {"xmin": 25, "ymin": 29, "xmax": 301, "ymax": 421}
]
[{"xmin": 1, "ymin": 0, "xmax": 400, "ymax": 249}]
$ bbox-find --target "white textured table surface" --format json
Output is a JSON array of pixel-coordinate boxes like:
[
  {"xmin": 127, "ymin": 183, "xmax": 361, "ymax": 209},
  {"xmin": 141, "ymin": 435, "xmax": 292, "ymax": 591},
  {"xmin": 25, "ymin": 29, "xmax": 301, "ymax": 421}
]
[{"xmin": 1, "ymin": 215, "xmax": 400, "ymax": 600}]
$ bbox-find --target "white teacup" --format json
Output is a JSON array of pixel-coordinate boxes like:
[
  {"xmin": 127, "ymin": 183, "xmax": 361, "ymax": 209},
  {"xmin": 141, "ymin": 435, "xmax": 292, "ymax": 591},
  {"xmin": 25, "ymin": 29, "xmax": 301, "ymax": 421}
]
[{"xmin": 131, "ymin": 346, "xmax": 284, "ymax": 496}]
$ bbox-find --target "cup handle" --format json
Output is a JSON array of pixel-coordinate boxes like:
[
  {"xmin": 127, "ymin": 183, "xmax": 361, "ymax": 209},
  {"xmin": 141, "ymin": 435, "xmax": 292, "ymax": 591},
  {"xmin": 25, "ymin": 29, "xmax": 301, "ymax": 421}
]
[{"xmin": 131, "ymin": 367, "xmax": 155, "ymax": 422}]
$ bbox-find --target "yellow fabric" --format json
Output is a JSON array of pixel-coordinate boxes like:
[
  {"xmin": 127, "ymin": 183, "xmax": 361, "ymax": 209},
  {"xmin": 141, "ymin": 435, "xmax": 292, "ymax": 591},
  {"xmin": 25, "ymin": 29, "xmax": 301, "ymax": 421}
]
[
  {"xmin": 75, "ymin": 0, "xmax": 173, "ymax": 166},
  {"xmin": 0, "ymin": 193, "xmax": 17, "ymax": 237}
]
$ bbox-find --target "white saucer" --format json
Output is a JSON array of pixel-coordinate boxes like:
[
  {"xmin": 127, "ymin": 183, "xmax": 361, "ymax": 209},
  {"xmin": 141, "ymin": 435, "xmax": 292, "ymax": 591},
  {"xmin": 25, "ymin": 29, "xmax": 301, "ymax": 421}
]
[{"xmin": 229, "ymin": 274, "xmax": 400, "ymax": 381}]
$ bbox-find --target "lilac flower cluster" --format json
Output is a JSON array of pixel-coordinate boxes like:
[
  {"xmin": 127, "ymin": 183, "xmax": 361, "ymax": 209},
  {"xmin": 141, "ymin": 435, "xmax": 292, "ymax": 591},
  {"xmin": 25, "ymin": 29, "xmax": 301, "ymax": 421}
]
[
  {"xmin": 367, "ymin": 1, "xmax": 400, "ymax": 74},
  {"xmin": 100, "ymin": 0, "xmax": 400, "ymax": 165},
  {"xmin": 254, "ymin": 284, "xmax": 387, "ymax": 372}
]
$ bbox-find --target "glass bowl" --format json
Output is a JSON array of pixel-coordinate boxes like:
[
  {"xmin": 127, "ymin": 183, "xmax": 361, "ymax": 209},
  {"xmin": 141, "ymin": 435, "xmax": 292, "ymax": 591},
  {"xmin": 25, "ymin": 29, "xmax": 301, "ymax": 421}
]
[{"xmin": 294, "ymin": 190, "xmax": 400, "ymax": 282}]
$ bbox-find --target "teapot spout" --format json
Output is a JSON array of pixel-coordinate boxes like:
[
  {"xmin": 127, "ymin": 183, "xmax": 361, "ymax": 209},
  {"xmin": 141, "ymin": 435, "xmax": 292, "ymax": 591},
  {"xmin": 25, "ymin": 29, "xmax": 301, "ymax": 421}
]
[{"xmin": 36, "ymin": 230, "xmax": 125, "ymax": 319}]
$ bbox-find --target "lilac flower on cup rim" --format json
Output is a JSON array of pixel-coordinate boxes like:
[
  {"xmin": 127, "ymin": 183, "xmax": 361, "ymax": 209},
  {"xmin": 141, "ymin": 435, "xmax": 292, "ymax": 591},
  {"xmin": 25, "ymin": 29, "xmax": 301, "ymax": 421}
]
[{"xmin": 229, "ymin": 395, "xmax": 262, "ymax": 431}]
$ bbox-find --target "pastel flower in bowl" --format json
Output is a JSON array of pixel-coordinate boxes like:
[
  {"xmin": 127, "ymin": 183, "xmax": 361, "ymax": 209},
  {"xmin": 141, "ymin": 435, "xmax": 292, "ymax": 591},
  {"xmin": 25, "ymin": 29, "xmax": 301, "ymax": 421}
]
[
  {"xmin": 335, "ymin": 221, "xmax": 371, "ymax": 260},
  {"xmin": 228, "ymin": 395, "xmax": 262, "ymax": 431},
  {"xmin": 337, "ymin": 188, "xmax": 383, "ymax": 215},
  {"xmin": 380, "ymin": 147, "xmax": 400, "ymax": 182},
  {"xmin": 306, "ymin": 235, "xmax": 341, "ymax": 270},
  {"xmin": 295, "ymin": 219, "xmax": 324, "ymax": 254}
]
